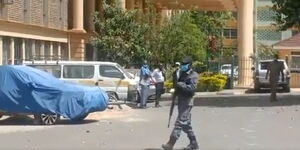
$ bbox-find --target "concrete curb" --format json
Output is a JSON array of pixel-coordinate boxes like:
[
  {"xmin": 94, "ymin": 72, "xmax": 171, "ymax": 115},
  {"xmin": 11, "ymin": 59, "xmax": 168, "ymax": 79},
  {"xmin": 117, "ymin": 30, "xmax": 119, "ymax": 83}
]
[{"xmin": 160, "ymin": 92, "xmax": 300, "ymax": 107}]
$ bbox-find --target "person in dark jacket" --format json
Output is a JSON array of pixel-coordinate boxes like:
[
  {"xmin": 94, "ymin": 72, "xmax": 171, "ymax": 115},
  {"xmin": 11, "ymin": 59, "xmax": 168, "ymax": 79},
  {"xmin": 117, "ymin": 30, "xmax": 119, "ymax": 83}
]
[
  {"xmin": 265, "ymin": 54, "xmax": 284, "ymax": 102},
  {"xmin": 162, "ymin": 57, "xmax": 199, "ymax": 150}
]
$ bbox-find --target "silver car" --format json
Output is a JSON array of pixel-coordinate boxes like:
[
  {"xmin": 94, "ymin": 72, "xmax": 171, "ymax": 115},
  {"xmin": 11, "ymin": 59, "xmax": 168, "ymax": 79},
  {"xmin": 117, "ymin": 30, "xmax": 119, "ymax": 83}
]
[{"xmin": 253, "ymin": 59, "xmax": 290, "ymax": 92}]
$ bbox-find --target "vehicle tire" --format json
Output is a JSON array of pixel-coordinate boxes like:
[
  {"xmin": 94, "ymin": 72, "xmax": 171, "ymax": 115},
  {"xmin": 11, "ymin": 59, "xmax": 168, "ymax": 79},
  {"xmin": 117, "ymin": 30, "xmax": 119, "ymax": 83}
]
[
  {"xmin": 34, "ymin": 114, "xmax": 60, "ymax": 125},
  {"xmin": 73, "ymin": 113, "xmax": 89, "ymax": 122},
  {"xmin": 107, "ymin": 92, "xmax": 118, "ymax": 102},
  {"xmin": 283, "ymin": 85, "xmax": 291, "ymax": 93},
  {"xmin": 254, "ymin": 83, "xmax": 260, "ymax": 92}
]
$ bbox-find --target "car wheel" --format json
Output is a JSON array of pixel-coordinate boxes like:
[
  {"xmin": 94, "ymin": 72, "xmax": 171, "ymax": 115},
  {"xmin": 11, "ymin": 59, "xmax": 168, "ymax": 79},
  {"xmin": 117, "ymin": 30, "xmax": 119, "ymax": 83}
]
[
  {"xmin": 107, "ymin": 92, "xmax": 118, "ymax": 102},
  {"xmin": 34, "ymin": 114, "xmax": 60, "ymax": 125},
  {"xmin": 254, "ymin": 83, "xmax": 260, "ymax": 92},
  {"xmin": 73, "ymin": 114, "xmax": 89, "ymax": 121},
  {"xmin": 283, "ymin": 85, "xmax": 291, "ymax": 93}
]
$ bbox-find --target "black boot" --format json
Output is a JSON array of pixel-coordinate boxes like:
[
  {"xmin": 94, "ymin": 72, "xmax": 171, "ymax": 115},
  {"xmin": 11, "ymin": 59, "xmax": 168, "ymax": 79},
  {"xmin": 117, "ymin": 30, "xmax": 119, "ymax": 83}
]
[
  {"xmin": 184, "ymin": 136, "xmax": 199, "ymax": 150},
  {"xmin": 162, "ymin": 136, "xmax": 176, "ymax": 150}
]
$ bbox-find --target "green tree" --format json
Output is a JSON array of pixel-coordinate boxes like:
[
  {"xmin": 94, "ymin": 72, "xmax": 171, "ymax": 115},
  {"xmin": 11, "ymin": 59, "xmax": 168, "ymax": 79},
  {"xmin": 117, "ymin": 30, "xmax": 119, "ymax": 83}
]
[
  {"xmin": 157, "ymin": 12, "xmax": 207, "ymax": 65},
  {"xmin": 256, "ymin": 43, "xmax": 277, "ymax": 60},
  {"xmin": 92, "ymin": 2, "xmax": 149, "ymax": 66},
  {"xmin": 272, "ymin": 0, "xmax": 300, "ymax": 30}
]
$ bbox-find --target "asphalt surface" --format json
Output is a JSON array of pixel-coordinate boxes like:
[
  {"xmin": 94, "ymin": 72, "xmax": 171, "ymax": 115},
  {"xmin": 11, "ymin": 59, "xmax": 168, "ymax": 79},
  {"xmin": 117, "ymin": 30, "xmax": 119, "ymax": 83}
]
[{"xmin": 0, "ymin": 99, "xmax": 300, "ymax": 150}]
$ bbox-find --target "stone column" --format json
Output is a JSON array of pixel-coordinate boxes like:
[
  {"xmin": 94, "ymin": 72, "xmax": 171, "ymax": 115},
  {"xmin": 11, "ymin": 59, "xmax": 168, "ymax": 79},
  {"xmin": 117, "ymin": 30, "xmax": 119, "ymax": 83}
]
[
  {"xmin": 87, "ymin": 0, "xmax": 95, "ymax": 32},
  {"xmin": 0, "ymin": 36, "xmax": 2, "ymax": 65},
  {"xmin": 22, "ymin": 39, "xmax": 25, "ymax": 62},
  {"xmin": 58, "ymin": 43, "xmax": 61, "ymax": 60},
  {"xmin": 10, "ymin": 38, "xmax": 14, "ymax": 65},
  {"xmin": 50, "ymin": 42, "xmax": 53, "ymax": 60},
  {"xmin": 72, "ymin": 0, "xmax": 85, "ymax": 32},
  {"xmin": 40, "ymin": 41, "xmax": 45, "ymax": 60},
  {"xmin": 31, "ymin": 40, "xmax": 36, "ymax": 60},
  {"xmin": 237, "ymin": 0, "xmax": 254, "ymax": 87}
]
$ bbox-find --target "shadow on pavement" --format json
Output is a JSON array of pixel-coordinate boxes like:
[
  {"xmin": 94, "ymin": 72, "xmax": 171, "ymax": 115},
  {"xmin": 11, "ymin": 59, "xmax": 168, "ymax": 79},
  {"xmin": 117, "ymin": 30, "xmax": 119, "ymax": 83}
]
[{"xmin": 0, "ymin": 115, "xmax": 98, "ymax": 126}]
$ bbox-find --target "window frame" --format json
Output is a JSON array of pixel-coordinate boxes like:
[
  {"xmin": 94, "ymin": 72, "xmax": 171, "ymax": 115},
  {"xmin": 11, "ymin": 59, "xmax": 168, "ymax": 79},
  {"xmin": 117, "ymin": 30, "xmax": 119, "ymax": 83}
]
[
  {"xmin": 63, "ymin": 65, "xmax": 95, "ymax": 79},
  {"xmin": 99, "ymin": 65, "xmax": 124, "ymax": 79}
]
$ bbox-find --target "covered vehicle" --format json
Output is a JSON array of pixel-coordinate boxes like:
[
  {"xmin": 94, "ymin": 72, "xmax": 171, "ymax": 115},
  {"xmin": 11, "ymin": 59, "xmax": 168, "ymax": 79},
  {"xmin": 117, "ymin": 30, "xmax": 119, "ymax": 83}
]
[{"xmin": 0, "ymin": 66, "xmax": 109, "ymax": 125}]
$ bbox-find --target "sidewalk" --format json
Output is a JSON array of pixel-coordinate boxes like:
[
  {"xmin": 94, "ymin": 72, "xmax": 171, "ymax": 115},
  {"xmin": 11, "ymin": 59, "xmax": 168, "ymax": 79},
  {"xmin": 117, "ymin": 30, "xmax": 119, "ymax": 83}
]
[{"xmin": 161, "ymin": 88, "xmax": 300, "ymax": 107}]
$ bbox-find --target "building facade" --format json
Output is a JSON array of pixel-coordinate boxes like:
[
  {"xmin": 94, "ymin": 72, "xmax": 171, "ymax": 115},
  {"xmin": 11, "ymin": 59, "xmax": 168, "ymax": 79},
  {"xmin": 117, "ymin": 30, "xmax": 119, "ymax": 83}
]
[{"xmin": 0, "ymin": 0, "xmax": 256, "ymax": 87}]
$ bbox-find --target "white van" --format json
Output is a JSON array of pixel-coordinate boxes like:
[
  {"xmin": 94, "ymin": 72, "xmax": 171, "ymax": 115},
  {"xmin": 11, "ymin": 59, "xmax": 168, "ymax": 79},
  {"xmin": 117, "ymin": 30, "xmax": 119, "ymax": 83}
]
[{"xmin": 23, "ymin": 61, "xmax": 138, "ymax": 101}]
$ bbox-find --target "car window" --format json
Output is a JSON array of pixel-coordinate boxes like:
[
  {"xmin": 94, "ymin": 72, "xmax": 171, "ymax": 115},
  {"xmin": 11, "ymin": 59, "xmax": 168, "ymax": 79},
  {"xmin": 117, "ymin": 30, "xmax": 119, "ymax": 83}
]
[
  {"xmin": 28, "ymin": 65, "xmax": 61, "ymax": 78},
  {"xmin": 100, "ymin": 65, "xmax": 123, "ymax": 79},
  {"xmin": 63, "ymin": 65, "xmax": 94, "ymax": 78},
  {"xmin": 260, "ymin": 62, "xmax": 269, "ymax": 70},
  {"xmin": 221, "ymin": 66, "xmax": 231, "ymax": 70}
]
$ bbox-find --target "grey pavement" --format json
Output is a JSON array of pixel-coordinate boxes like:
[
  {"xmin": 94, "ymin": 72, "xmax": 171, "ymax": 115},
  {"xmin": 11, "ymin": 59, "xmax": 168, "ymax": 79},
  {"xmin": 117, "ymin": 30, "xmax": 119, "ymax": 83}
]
[{"xmin": 0, "ymin": 98, "xmax": 300, "ymax": 149}]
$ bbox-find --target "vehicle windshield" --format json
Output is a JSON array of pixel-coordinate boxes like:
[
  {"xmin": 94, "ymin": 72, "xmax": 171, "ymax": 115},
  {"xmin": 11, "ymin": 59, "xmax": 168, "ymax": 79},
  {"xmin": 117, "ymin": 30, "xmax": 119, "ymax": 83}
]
[
  {"xmin": 28, "ymin": 65, "xmax": 61, "ymax": 78},
  {"xmin": 260, "ymin": 60, "xmax": 286, "ymax": 70},
  {"xmin": 221, "ymin": 65, "xmax": 231, "ymax": 70}
]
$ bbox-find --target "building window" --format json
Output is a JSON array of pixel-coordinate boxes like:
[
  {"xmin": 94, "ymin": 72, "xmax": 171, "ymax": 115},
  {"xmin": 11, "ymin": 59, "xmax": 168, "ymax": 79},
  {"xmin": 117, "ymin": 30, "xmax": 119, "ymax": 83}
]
[
  {"xmin": 257, "ymin": 29, "xmax": 282, "ymax": 41},
  {"xmin": 14, "ymin": 38, "xmax": 22, "ymax": 65},
  {"xmin": 291, "ymin": 52, "xmax": 300, "ymax": 72},
  {"xmin": 25, "ymin": 39, "xmax": 32, "ymax": 60},
  {"xmin": 223, "ymin": 29, "xmax": 237, "ymax": 39},
  {"xmin": 44, "ymin": 41, "xmax": 50, "ymax": 59},
  {"xmin": 35, "ymin": 40, "xmax": 41, "ymax": 60},
  {"xmin": 61, "ymin": 43, "xmax": 68, "ymax": 60},
  {"xmin": 53, "ymin": 42, "xmax": 58, "ymax": 59}
]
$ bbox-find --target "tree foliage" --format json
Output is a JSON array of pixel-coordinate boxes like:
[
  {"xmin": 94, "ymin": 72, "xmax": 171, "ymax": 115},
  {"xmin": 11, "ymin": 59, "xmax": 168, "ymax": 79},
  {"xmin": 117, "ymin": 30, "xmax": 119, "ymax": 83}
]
[
  {"xmin": 272, "ymin": 0, "xmax": 300, "ymax": 30},
  {"xmin": 257, "ymin": 43, "xmax": 277, "ymax": 60},
  {"xmin": 92, "ymin": 1, "xmax": 231, "ymax": 68}
]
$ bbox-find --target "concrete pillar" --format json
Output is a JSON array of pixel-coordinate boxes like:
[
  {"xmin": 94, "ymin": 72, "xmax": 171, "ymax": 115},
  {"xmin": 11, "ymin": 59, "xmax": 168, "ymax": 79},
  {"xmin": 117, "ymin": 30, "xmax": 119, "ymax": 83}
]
[
  {"xmin": 119, "ymin": 0, "xmax": 126, "ymax": 10},
  {"xmin": 72, "ymin": 0, "xmax": 85, "ymax": 32},
  {"xmin": 31, "ymin": 40, "xmax": 36, "ymax": 60},
  {"xmin": 0, "ymin": 36, "xmax": 2, "ymax": 65},
  {"xmin": 237, "ymin": 0, "xmax": 254, "ymax": 87},
  {"xmin": 10, "ymin": 38, "xmax": 14, "ymax": 65},
  {"xmin": 87, "ymin": 0, "xmax": 96, "ymax": 32},
  {"xmin": 58, "ymin": 43, "xmax": 61, "ymax": 60},
  {"xmin": 22, "ymin": 39, "xmax": 25, "ymax": 62},
  {"xmin": 40, "ymin": 41, "xmax": 45, "ymax": 60},
  {"xmin": 126, "ymin": 0, "xmax": 135, "ymax": 9},
  {"xmin": 50, "ymin": 42, "xmax": 53, "ymax": 60}
]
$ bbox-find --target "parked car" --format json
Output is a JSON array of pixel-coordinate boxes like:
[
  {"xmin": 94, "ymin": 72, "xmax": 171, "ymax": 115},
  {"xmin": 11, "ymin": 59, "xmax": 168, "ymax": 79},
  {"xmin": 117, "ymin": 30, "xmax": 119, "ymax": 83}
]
[
  {"xmin": 0, "ymin": 65, "xmax": 109, "ymax": 125},
  {"xmin": 252, "ymin": 59, "xmax": 290, "ymax": 92},
  {"xmin": 23, "ymin": 61, "xmax": 139, "ymax": 102},
  {"xmin": 220, "ymin": 64, "xmax": 238, "ymax": 78}
]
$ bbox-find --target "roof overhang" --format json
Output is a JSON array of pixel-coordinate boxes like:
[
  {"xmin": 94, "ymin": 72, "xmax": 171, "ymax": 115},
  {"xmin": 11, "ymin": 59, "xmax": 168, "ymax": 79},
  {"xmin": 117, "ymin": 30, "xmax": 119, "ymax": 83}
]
[
  {"xmin": 152, "ymin": 0, "xmax": 238, "ymax": 11},
  {"xmin": 273, "ymin": 46, "xmax": 300, "ymax": 50}
]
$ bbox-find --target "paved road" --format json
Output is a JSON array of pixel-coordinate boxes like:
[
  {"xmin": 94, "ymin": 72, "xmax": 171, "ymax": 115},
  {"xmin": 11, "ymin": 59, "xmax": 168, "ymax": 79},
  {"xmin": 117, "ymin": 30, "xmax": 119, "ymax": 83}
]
[{"xmin": 0, "ymin": 101, "xmax": 300, "ymax": 150}]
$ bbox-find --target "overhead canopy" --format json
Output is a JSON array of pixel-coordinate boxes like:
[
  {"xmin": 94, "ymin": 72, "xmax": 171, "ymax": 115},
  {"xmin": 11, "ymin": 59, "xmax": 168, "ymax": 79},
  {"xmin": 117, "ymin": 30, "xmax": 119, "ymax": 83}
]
[{"xmin": 153, "ymin": 0, "xmax": 238, "ymax": 11}]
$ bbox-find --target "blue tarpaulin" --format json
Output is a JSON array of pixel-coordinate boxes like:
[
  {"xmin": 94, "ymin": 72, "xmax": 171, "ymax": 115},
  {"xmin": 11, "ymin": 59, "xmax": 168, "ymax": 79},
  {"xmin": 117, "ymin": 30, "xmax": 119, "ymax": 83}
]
[{"xmin": 0, "ymin": 65, "xmax": 108, "ymax": 120}]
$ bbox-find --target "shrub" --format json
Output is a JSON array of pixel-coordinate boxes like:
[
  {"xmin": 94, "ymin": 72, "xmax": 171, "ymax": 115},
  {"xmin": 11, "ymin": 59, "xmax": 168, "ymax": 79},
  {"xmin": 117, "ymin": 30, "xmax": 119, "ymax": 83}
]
[
  {"xmin": 198, "ymin": 72, "xmax": 227, "ymax": 92},
  {"xmin": 164, "ymin": 79, "xmax": 173, "ymax": 91}
]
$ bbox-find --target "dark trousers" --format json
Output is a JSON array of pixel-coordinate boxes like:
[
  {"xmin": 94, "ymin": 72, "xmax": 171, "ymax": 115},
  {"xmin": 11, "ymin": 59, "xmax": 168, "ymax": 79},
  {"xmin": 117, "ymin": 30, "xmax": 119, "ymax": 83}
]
[
  {"xmin": 170, "ymin": 104, "xmax": 196, "ymax": 140},
  {"xmin": 270, "ymin": 79, "xmax": 278, "ymax": 101},
  {"xmin": 155, "ymin": 82, "xmax": 164, "ymax": 105}
]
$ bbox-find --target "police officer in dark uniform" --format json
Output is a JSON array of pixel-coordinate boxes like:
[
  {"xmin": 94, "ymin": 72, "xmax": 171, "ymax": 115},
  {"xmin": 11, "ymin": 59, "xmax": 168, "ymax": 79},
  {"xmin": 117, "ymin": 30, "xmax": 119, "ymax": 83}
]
[
  {"xmin": 265, "ymin": 54, "xmax": 284, "ymax": 102},
  {"xmin": 162, "ymin": 57, "xmax": 199, "ymax": 150}
]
